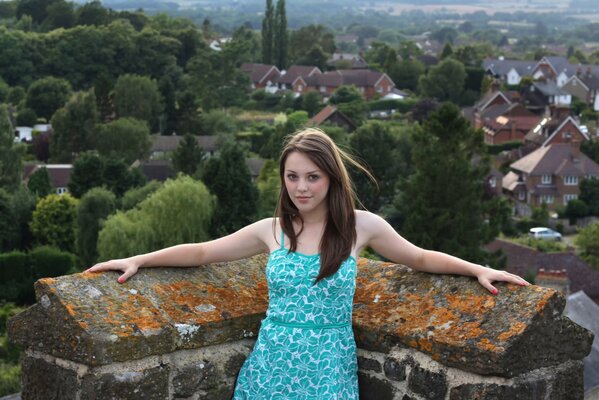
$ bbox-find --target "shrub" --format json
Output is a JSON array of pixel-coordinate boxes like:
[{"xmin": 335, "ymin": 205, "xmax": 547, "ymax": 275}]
[{"xmin": 29, "ymin": 246, "xmax": 75, "ymax": 280}]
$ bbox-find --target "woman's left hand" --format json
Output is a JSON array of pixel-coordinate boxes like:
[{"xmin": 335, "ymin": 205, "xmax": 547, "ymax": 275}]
[{"xmin": 476, "ymin": 266, "xmax": 530, "ymax": 295}]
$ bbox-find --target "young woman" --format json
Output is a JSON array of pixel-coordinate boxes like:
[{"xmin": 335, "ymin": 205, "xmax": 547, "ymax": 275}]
[{"xmin": 87, "ymin": 128, "xmax": 529, "ymax": 399}]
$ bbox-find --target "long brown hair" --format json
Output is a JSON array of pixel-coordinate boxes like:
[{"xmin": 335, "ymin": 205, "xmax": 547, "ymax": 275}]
[{"xmin": 275, "ymin": 128, "xmax": 374, "ymax": 284}]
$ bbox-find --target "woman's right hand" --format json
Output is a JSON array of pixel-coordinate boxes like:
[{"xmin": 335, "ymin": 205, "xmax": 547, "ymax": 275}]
[{"xmin": 85, "ymin": 258, "xmax": 140, "ymax": 283}]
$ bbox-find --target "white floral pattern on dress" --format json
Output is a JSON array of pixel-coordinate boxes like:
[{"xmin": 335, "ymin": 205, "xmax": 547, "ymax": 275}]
[{"xmin": 233, "ymin": 248, "xmax": 358, "ymax": 399}]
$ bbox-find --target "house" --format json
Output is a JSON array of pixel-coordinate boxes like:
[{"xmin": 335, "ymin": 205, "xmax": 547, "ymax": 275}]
[
  {"xmin": 481, "ymin": 104, "xmax": 542, "ymax": 145},
  {"xmin": 470, "ymin": 88, "xmax": 515, "ymax": 129},
  {"xmin": 483, "ymin": 58, "xmax": 536, "ymax": 86},
  {"xmin": 14, "ymin": 124, "xmax": 52, "ymax": 143},
  {"xmin": 531, "ymin": 56, "xmax": 580, "ymax": 86},
  {"xmin": 502, "ymin": 142, "xmax": 599, "ymax": 212},
  {"xmin": 23, "ymin": 164, "xmax": 72, "ymax": 195},
  {"xmin": 133, "ymin": 159, "xmax": 175, "ymax": 182},
  {"xmin": 240, "ymin": 63, "xmax": 281, "ymax": 92},
  {"xmin": 524, "ymin": 115, "xmax": 589, "ymax": 148},
  {"xmin": 150, "ymin": 134, "xmax": 218, "ymax": 159},
  {"xmin": 246, "ymin": 158, "xmax": 265, "ymax": 182},
  {"xmin": 520, "ymin": 81, "xmax": 572, "ymax": 115},
  {"xmin": 326, "ymin": 53, "xmax": 368, "ymax": 70},
  {"xmin": 308, "ymin": 105, "xmax": 357, "ymax": 132},
  {"xmin": 484, "ymin": 238, "xmax": 599, "ymax": 302},
  {"xmin": 561, "ymin": 66, "xmax": 599, "ymax": 111},
  {"xmin": 209, "ymin": 37, "xmax": 231, "ymax": 52},
  {"xmin": 276, "ymin": 65, "xmax": 321, "ymax": 94},
  {"xmin": 304, "ymin": 69, "xmax": 395, "ymax": 100}
]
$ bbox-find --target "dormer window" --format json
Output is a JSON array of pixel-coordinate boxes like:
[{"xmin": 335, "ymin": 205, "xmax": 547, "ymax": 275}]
[
  {"xmin": 542, "ymin": 174, "xmax": 552, "ymax": 184},
  {"xmin": 564, "ymin": 176, "xmax": 578, "ymax": 185},
  {"xmin": 563, "ymin": 131, "xmax": 572, "ymax": 139}
]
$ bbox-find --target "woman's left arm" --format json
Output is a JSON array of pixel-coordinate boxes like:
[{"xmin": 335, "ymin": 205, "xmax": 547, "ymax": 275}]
[{"xmin": 359, "ymin": 211, "xmax": 529, "ymax": 294}]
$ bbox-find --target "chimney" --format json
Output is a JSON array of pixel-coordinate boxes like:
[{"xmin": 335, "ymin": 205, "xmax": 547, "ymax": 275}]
[{"xmin": 536, "ymin": 268, "xmax": 570, "ymax": 296}]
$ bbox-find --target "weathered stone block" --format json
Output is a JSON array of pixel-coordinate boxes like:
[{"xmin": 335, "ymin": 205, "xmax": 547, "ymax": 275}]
[
  {"xmin": 358, "ymin": 372, "xmax": 394, "ymax": 400},
  {"xmin": 358, "ymin": 355, "xmax": 382, "ymax": 372},
  {"xmin": 449, "ymin": 381, "xmax": 547, "ymax": 400},
  {"xmin": 383, "ymin": 355, "xmax": 407, "ymax": 382},
  {"xmin": 21, "ymin": 355, "xmax": 79, "ymax": 400},
  {"xmin": 352, "ymin": 258, "xmax": 594, "ymax": 377},
  {"xmin": 172, "ymin": 360, "xmax": 218, "ymax": 397},
  {"xmin": 408, "ymin": 366, "xmax": 447, "ymax": 400},
  {"xmin": 224, "ymin": 352, "xmax": 248, "ymax": 376},
  {"xmin": 81, "ymin": 364, "xmax": 169, "ymax": 400},
  {"xmin": 547, "ymin": 360, "xmax": 584, "ymax": 400}
]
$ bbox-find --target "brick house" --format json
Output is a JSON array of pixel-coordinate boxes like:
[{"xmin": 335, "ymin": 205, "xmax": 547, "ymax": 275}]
[
  {"xmin": 307, "ymin": 105, "xmax": 357, "ymax": 132},
  {"xmin": 502, "ymin": 142, "xmax": 599, "ymax": 212},
  {"xmin": 276, "ymin": 65, "xmax": 321, "ymax": 94},
  {"xmin": 524, "ymin": 115, "xmax": 589, "ymax": 148},
  {"xmin": 481, "ymin": 103, "xmax": 542, "ymax": 145},
  {"xmin": 240, "ymin": 63, "xmax": 281, "ymax": 91},
  {"xmin": 23, "ymin": 164, "xmax": 72, "ymax": 195},
  {"xmin": 304, "ymin": 69, "xmax": 395, "ymax": 100},
  {"xmin": 561, "ymin": 66, "xmax": 599, "ymax": 111}
]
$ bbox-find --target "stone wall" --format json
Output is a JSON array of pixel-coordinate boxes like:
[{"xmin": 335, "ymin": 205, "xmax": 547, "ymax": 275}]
[{"xmin": 8, "ymin": 256, "xmax": 594, "ymax": 400}]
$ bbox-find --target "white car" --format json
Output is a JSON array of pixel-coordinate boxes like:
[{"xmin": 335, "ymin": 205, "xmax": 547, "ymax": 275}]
[{"xmin": 528, "ymin": 227, "xmax": 562, "ymax": 241}]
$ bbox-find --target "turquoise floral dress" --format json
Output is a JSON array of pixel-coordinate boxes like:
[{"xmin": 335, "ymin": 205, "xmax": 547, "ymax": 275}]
[{"xmin": 233, "ymin": 234, "xmax": 359, "ymax": 399}]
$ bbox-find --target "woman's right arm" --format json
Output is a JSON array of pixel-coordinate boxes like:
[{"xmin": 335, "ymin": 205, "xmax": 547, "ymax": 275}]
[{"xmin": 86, "ymin": 218, "xmax": 273, "ymax": 283}]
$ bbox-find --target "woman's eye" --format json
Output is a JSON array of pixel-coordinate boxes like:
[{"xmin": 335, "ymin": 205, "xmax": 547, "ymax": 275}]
[
  {"xmin": 308, "ymin": 175, "xmax": 319, "ymax": 181},
  {"xmin": 287, "ymin": 174, "xmax": 297, "ymax": 180}
]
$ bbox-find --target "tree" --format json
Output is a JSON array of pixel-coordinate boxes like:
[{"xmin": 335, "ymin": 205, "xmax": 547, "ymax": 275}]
[
  {"xmin": 172, "ymin": 134, "xmax": 204, "ymax": 176},
  {"xmin": 30, "ymin": 194, "xmax": 78, "ymax": 252},
  {"xmin": 68, "ymin": 153, "xmax": 106, "ymax": 198},
  {"xmin": 289, "ymin": 25, "xmax": 335, "ymax": 66},
  {"xmin": 329, "ymin": 85, "xmax": 367, "ymax": 126},
  {"xmin": 0, "ymin": 105, "xmax": 22, "ymax": 191},
  {"xmin": 301, "ymin": 91, "xmax": 322, "ymax": 117},
  {"xmin": 440, "ymin": 43, "xmax": 454, "ymax": 59},
  {"xmin": 76, "ymin": 0, "xmax": 109, "ymax": 26},
  {"xmin": 430, "ymin": 27, "xmax": 458, "ymax": 45},
  {"xmin": 580, "ymin": 177, "xmax": 599, "ymax": 216},
  {"xmin": 564, "ymin": 199, "xmax": 589, "ymax": 224},
  {"xmin": 50, "ymin": 90, "xmax": 99, "ymax": 162},
  {"xmin": 389, "ymin": 58, "xmax": 425, "ymax": 92},
  {"xmin": 201, "ymin": 143, "xmax": 258, "ymax": 236},
  {"xmin": 94, "ymin": 118, "xmax": 151, "ymax": 164},
  {"xmin": 419, "ymin": 58, "xmax": 467, "ymax": 103},
  {"xmin": 112, "ymin": 74, "xmax": 163, "ymax": 132},
  {"xmin": 273, "ymin": 0, "xmax": 288, "ymax": 69},
  {"xmin": 16, "ymin": 0, "xmax": 60, "ymax": 24},
  {"xmin": 121, "ymin": 181, "xmax": 162, "ymax": 211},
  {"xmin": 25, "ymin": 77, "xmax": 72, "ymax": 121},
  {"xmin": 8, "ymin": 186, "xmax": 36, "ymax": 251},
  {"xmin": 97, "ymin": 176, "xmax": 214, "ymax": 260},
  {"xmin": 256, "ymin": 159, "xmax": 280, "ymax": 219},
  {"xmin": 0, "ymin": 189, "xmax": 15, "ymax": 252},
  {"xmin": 261, "ymin": 0, "xmax": 274, "ymax": 64},
  {"xmin": 102, "ymin": 158, "xmax": 146, "ymax": 197},
  {"xmin": 397, "ymin": 103, "xmax": 493, "ymax": 264},
  {"xmin": 349, "ymin": 122, "xmax": 402, "ymax": 212},
  {"xmin": 27, "ymin": 167, "xmax": 52, "ymax": 197},
  {"xmin": 575, "ymin": 221, "xmax": 599, "ymax": 269},
  {"xmin": 16, "ymin": 108, "xmax": 37, "ymax": 126},
  {"xmin": 76, "ymin": 187, "xmax": 116, "ymax": 267},
  {"xmin": 43, "ymin": 0, "xmax": 75, "ymax": 30}
]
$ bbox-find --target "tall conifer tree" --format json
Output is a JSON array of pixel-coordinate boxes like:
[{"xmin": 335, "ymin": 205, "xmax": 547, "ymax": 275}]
[
  {"xmin": 274, "ymin": 0, "xmax": 288, "ymax": 69},
  {"xmin": 261, "ymin": 0, "xmax": 274, "ymax": 64},
  {"xmin": 398, "ymin": 103, "xmax": 495, "ymax": 263}
]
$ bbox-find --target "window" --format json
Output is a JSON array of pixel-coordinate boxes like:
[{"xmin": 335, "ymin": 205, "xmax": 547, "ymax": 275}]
[
  {"xmin": 564, "ymin": 176, "xmax": 578, "ymax": 185},
  {"xmin": 541, "ymin": 194, "xmax": 554, "ymax": 204},
  {"xmin": 541, "ymin": 175, "xmax": 552, "ymax": 184},
  {"xmin": 489, "ymin": 176, "xmax": 497, "ymax": 188},
  {"xmin": 564, "ymin": 194, "xmax": 578, "ymax": 204},
  {"xmin": 518, "ymin": 191, "xmax": 526, "ymax": 201},
  {"xmin": 56, "ymin": 187, "xmax": 67, "ymax": 195},
  {"xmin": 320, "ymin": 86, "xmax": 326, "ymax": 92},
  {"xmin": 297, "ymin": 85, "xmax": 303, "ymax": 92},
  {"xmin": 376, "ymin": 86, "xmax": 383, "ymax": 93},
  {"xmin": 563, "ymin": 131, "xmax": 572, "ymax": 139}
]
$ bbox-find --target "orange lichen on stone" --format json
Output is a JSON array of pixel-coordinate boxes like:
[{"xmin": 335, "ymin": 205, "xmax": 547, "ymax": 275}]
[
  {"xmin": 498, "ymin": 322, "xmax": 527, "ymax": 341},
  {"xmin": 39, "ymin": 277, "xmax": 57, "ymax": 286},
  {"xmin": 64, "ymin": 303, "xmax": 77, "ymax": 317},
  {"xmin": 409, "ymin": 339, "xmax": 418, "ymax": 348},
  {"xmin": 535, "ymin": 290, "xmax": 555, "ymax": 315},
  {"xmin": 154, "ymin": 280, "xmax": 269, "ymax": 325},
  {"xmin": 435, "ymin": 321, "xmax": 485, "ymax": 345},
  {"xmin": 101, "ymin": 294, "xmax": 168, "ymax": 337},
  {"xmin": 476, "ymin": 338, "xmax": 503, "ymax": 353},
  {"xmin": 419, "ymin": 338, "xmax": 433, "ymax": 352},
  {"xmin": 445, "ymin": 294, "xmax": 495, "ymax": 315}
]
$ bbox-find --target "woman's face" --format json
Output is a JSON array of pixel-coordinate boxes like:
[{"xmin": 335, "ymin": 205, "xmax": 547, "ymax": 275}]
[{"xmin": 284, "ymin": 151, "xmax": 330, "ymax": 216}]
